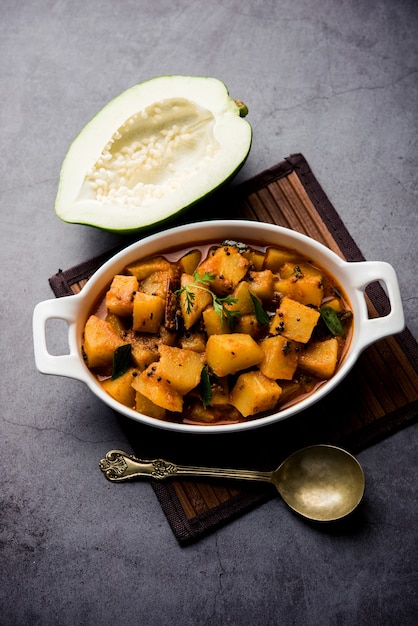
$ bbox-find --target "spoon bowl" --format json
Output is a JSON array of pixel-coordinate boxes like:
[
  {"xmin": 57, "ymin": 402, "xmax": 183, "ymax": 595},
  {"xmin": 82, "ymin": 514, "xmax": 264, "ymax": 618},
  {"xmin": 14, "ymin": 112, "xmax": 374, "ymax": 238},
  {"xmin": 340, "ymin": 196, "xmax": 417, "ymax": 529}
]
[
  {"xmin": 272, "ymin": 445, "xmax": 365, "ymax": 521},
  {"xmin": 99, "ymin": 444, "xmax": 365, "ymax": 522}
]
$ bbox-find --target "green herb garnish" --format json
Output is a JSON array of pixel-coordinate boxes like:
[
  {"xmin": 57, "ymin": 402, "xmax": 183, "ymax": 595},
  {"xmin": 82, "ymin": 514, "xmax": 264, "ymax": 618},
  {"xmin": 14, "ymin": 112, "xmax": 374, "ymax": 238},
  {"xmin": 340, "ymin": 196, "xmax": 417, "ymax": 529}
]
[
  {"xmin": 249, "ymin": 292, "xmax": 270, "ymax": 325},
  {"xmin": 320, "ymin": 307, "xmax": 344, "ymax": 337},
  {"xmin": 176, "ymin": 271, "xmax": 241, "ymax": 326},
  {"xmin": 200, "ymin": 366, "xmax": 213, "ymax": 409},
  {"xmin": 112, "ymin": 344, "xmax": 132, "ymax": 379}
]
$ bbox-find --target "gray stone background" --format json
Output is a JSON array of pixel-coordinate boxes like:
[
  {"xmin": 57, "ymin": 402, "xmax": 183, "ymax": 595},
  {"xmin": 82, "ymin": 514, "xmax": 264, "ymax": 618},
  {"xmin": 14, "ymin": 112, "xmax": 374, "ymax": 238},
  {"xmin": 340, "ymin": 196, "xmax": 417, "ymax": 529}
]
[{"xmin": 1, "ymin": 1, "xmax": 417, "ymax": 624}]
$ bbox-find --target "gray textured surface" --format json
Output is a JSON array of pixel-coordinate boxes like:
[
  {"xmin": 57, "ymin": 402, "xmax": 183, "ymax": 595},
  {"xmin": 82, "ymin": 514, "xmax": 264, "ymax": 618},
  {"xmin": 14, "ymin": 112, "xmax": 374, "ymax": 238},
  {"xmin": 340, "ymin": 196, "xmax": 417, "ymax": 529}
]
[{"xmin": 1, "ymin": 1, "xmax": 417, "ymax": 624}]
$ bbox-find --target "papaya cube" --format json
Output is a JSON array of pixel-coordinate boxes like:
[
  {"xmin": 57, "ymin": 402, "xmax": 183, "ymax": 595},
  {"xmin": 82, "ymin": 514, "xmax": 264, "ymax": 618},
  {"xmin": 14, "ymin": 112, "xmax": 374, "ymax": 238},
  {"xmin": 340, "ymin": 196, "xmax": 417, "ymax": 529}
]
[
  {"xmin": 273, "ymin": 278, "xmax": 296, "ymax": 299},
  {"xmin": 242, "ymin": 249, "xmax": 265, "ymax": 271},
  {"xmin": 135, "ymin": 390, "xmax": 167, "ymax": 419},
  {"xmin": 274, "ymin": 275, "xmax": 323, "ymax": 307},
  {"xmin": 247, "ymin": 269, "xmax": 275, "ymax": 301},
  {"xmin": 105, "ymin": 275, "xmax": 139, "ymax": 316},
  {"xmin": 132, "ymin": 292, "xmax": 165, "ymax": 333},
  {"xmin": 270, "ymin": 297, "xmax": 320, "ymax": 343},
  {"xmin": 140, "ymin": 270, "xmax": 172, "ymax": 300},
  {"xmin": 226, "ymin": 280, "xmax": 255, "ymax": 314},
  {"xmin": 202, "ymin": 306, "xmax": 231, "ymax": 335},
  {"xmin": 178, "ymin": 249, "xmax": 202, "ymax": 275},
  {"xmin": 230, "ymin": 371, "xmax": 282, "ymax": 417},
  {"xmin": 179, "ymin": 331, "xmax": 207, "ymax": 353},
  {"xmin": 132, "ymin": 371, "xmax": 183, "ymax": 412},
  {"xmin": 197, "ymin": 245, "xmax": 249, "ymax": 296},
  {"xmin": 323, "ymin": 297, "xmax": 343, "ymax": 313},
  {"xmin": 153, "ymin": 344, "xmax": 204, "ymax": 395},
  {"xmin": 131, "ymin": 342, "xmax": 159, "ymax": 371},
  {"xmin": 184, "ymin": 402, "xmax": 219, "ymax": 423},
  {"xmin": 158, "ymin": 326, "xmax": 178, "ymax": 346},
  {"xmin": 101, "ymin": 368, "xmax": 137, "ymax": 408},
  {"xmin": 105, "ymin": 312, "xmax": 128, "ymax": 334},
  {"xmin": 299, "ymin": 338, "xmax": 339, "ymax": 379},
  {"xmin": 125, "ymin": 256, "xmax": 171, "ymax": 280},
  {"xmin": 280, "ymin": 262, "xmax": 323, "ymax": 279},
  {"xmin": 209, "ymin": 377, "xmax": 230, "ymax": 406},
  {"xmin": 83, "ymin": 315, "xmax": 127, "ymax": 369},
  {"xmin": 128, "ymin": 327, "xmax": 177, "ymax": 371},
  {"xmin": 259, "ymin": 336, "xmax": 299, "ymax": 380},
  {"xmin": 233, "ymin": 314, "xmax": 264, "ymax": 339},
  {"xmin": 206, "ymin": 333, "xmax": 264, "ymax": 377},
  {"xmin": 179, "ymin": 273, "xmax": 212, "ymax": 330},
  {"xmin": 264, "ymin": 247, "xmax": 300, "ymax": 272}
]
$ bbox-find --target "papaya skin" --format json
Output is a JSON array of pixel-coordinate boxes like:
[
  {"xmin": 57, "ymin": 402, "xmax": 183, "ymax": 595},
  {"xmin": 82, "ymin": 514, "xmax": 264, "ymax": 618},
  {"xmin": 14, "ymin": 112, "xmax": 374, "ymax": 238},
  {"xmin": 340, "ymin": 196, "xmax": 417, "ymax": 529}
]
[{"xmin": 55, "ymin": 76, "xmax": 252, "ymax": 234}]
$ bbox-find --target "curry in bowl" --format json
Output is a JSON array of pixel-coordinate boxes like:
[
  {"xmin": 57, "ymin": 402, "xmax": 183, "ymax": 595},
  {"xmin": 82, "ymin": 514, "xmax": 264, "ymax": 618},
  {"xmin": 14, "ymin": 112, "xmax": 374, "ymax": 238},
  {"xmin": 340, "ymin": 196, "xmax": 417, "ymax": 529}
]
[{"xmin": 82, "ymin": 239, "xmax": 353, "ymax": 426}]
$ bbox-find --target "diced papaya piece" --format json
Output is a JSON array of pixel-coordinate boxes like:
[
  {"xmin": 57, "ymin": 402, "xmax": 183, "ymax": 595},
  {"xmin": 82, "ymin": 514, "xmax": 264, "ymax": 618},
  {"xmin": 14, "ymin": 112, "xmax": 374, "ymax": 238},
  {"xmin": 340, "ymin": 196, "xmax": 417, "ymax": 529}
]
[
  {"xmin": 202, "ymin": 306, "xmax": 231, "ymax": 335},
  {"xmin": 179, "ymin": 273, "xmax": 213, "ymax": 330},
  {"xmin": 178, "ymin": 249, "xmax": 202, "ymax": 275},
  {"xmin": 274, "ymin": 278, "xmax": 296, "ymax": 299},
  {"xmin": 105, "ymin": 312, "xmax": 128, "ymax": 334},
  {"xmin": 102, "ymin": 368, "xmax": 137, "ymax": 408},
  {"xmin": 197, "ymin": 245, "xmax": 249, "ymax": 296},
  {"xmin": 209, "ymin": 377, "xmax": 230, "ymax": 406},
  {"xmin": 230, "ymin": 371, "xmax": 282, "ymax": 417},
  {"xmin": 323, "ymin": 297, "xmax": 343, "ymax": 313},
  {"xmin": 206, "ymin": 333, "xmax": 264, "ymax": 377},
  {"xmin": 179, "ymin": 331, "xmax": 207, "ymax": 353},
  {"xmin": 299, "ymin": 338, "xmax": 339, "ymax": 379},
  {"xmin": 277, "ymin": 380, "xmax": 303, "ymax": 405},
  {"xmin": 184, "ymin": 402, "xmax": 219, "ymax": 423},
  {"xmin": 132, "ymin": 292, "xmax": 165, "ymax": 333},
  {"xmin": 226, "ymin": 280, "xmax": 255, "ymax": 314},
  {"xmin": 141, "ymin": 270, "xmax": 173, "ymax": 300},
  {"xmin": 280, "ymin": 262, "xmax": 323, "ymax": 280},
  {"xmin": 153, "ymin": 344, "xmax": 204, "ymax": 395},
  {"xmin": 247, "ymin": 269, "xmax": 275, "ymax": 301},
  {"xmin": 105, "ymin": 275, "xmax": 139, "ymax": 316},
  {"xmin": 274, "ymin": 275, "xmax": 324, "ymax": 307},
  {"xmin": 132, "ymin": 371, "xmax": 183, "ymax": 412},
  {"xmin": 242, "ymin": 249, "xmax": 265, "ymax": 271},
  {"xmin": 131, "ymin": 342, "xmax": 159, "ymax": 371},
  {"xmin": 270, "ymin": 297, "xmax": 320, "ymax": 343},
  {"xmin": 264, "ymin": 247, "xmax": 300, "ymax": 272},
  {"xmin": 134, "ymin": 390, "xmax": 167, "ymax": 419},
  {"xmin": 127, "ymin": 326, "xmax": 177, "ymax": 371},
  {"xmin": 158, "ymin": 326, "xmax": 178, "ymax": 346},
  {"xmin": 233, "ymin": 314, "xmax": 264, "ymax": 339},
  {"xmin": 125, "ymin": 256, "xmax": 172, "ymax": 280},
  {"xmin": 259, "ymin": 335, "xmax": 299, "ymax": 380},
  {"xmin": 83, "ymin": 315, "xmax": 127, "ymax": 369}
]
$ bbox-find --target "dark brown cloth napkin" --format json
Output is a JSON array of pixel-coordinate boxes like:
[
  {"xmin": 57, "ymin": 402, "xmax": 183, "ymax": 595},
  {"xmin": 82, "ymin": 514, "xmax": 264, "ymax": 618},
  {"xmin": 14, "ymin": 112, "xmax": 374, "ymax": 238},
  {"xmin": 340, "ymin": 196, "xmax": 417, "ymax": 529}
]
[{"xmin": 49, "ymin": 153, "xmax": 418, "ymax": 544}]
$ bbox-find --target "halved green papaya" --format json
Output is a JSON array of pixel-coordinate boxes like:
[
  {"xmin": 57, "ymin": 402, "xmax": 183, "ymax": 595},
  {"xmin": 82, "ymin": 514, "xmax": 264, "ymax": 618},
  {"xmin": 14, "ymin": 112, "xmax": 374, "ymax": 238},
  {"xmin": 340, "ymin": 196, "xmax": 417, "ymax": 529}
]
[{"xmin": 55, "ymin": 75, "xmax": 252, "ymax": 233}]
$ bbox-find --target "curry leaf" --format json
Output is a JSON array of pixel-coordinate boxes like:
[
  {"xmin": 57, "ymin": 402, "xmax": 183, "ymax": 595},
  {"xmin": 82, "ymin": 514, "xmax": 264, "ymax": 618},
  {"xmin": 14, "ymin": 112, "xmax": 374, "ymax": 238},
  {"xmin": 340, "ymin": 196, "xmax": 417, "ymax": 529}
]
[
  {"xmin": 200, "ymin": 366, "xmax": 213, "ymax": 409},
  {"xmin": 320, "ymin": 307, "xmax": 344, "ymax": 336},
  {"xmin": 249, "ymin": 292, "xmax": 270, "ymax": 325},
  {"xmin": 112, "ymin": 344, "xmax": 132, "ymax": 379}
]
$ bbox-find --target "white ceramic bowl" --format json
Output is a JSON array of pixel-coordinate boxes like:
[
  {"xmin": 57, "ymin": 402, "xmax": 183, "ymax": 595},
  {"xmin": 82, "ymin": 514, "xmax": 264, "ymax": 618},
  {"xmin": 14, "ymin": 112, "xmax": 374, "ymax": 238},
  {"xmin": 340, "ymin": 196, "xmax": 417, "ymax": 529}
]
[{"xmin": 33, "ymin": 220, "xmax": 405, "ymax": 433}]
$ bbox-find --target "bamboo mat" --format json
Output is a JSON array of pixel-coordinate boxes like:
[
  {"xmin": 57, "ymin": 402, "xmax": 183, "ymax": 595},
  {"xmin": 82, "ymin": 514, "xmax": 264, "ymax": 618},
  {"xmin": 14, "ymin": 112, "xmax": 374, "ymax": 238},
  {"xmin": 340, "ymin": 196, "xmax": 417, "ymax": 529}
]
[{"xmin": 49, "ymin": 153, "xmax": 418, "ymax": 544}]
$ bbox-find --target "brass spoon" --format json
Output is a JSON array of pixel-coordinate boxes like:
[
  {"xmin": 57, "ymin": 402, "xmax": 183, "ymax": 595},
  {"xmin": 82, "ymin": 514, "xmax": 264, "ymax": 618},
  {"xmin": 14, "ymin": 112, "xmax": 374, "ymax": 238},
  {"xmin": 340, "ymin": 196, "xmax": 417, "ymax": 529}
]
[{"xmin": 99, "ymin": 444, "xmax": 365, "ymax": 522}]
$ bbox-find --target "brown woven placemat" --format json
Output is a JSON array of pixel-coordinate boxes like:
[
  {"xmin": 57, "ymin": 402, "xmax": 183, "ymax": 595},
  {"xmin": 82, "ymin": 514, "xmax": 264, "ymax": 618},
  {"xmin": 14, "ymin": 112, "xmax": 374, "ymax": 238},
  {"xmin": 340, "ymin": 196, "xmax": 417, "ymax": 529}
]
[{"xmin": 49, "ymin": 153, "xmax": 418, "ymax": 544}]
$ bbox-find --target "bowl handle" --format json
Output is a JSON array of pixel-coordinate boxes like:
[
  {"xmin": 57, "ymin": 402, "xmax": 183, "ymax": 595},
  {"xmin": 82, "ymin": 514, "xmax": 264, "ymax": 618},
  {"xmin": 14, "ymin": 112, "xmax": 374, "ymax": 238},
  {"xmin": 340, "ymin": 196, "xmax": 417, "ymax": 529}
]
[
  {"xmin": 343, "ymin": 261, "xmax": 405, "ymax": 351},
  {"xmin": 32, "ymin": 296, "xmax": 87, "ymax": 381}
]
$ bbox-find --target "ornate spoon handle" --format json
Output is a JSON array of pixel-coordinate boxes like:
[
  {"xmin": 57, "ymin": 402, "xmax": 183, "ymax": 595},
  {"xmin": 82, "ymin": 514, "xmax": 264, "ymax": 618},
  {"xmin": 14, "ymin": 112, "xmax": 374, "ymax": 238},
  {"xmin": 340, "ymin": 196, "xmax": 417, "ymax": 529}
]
[{"xmin": 99, "ymin": 449, "xmax": 273, "ymax": 484}]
